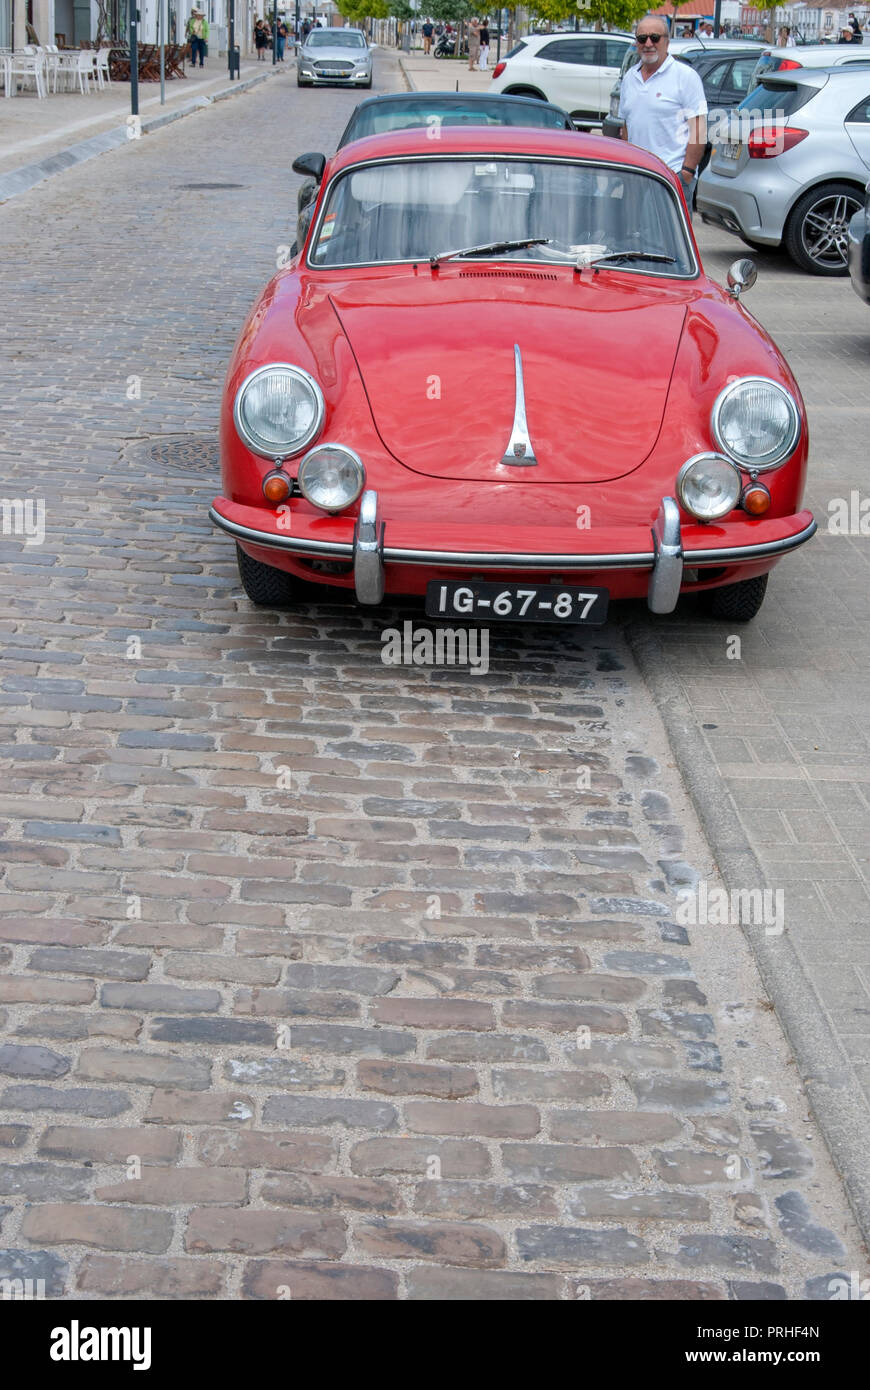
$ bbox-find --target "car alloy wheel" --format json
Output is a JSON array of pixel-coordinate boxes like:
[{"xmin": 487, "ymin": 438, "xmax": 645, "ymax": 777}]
[{"xmin": 786, "ymin": 182, "xmax": 863, "ymax": 276}]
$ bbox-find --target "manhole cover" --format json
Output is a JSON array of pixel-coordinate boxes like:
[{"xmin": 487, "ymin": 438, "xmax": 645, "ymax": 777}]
[
  {"xmin": 178, "ymin": 182, "xmax": 247, "ymax": 190},
  {"xmin": 120, "ymin": 434, "xmax": 218, "ymax": 476}
]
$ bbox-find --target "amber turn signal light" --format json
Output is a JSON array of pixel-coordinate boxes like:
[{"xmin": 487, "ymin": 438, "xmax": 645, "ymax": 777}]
[
  {"xmin": 741, "ymin": 483, "xmax": 771, "ymax": 516},
  {"xmin": 263, "ymin": 470, "xmax": 291, "ymax": 503}
]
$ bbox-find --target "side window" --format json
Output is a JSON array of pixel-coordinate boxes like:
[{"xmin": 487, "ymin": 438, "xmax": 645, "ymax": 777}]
[
  {"xmin": 537, "ymin": 38, "xmax": 600, "ymax": 66},
  {"xmin": 701, "ymin": 58, "xmax": 732, "ymax": 100},
  {"xmin": 603, "ymin": 39, "xmax": 630, "ymax": 68},
  {"xmin": 729, "ymin": 58, "xmax": 757, "ymax": 93},
  {"xmin": 703, "ymin": 59, "xmax": 733, "ymax": 90},
  {"xmin": 845, "ymin": 96, "xmax": 870, "ymax": 122}
]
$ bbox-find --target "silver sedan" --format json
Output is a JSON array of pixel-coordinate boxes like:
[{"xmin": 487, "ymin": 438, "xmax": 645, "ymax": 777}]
[
  {"xmin": 297, "ymin": 27, "xmax": 373, "ymax": 89},
  {"xmin": 697, "ymin": 67, "xmax": 870, "ymax": 274}
]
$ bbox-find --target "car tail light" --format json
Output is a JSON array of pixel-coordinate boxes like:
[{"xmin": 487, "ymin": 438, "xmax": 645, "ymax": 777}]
[
  {"xmin": 747, "ymin": 127, "xmax": 808, "ymax": 159},
  {"xmin": 492, "ymin": 61, "xmax": 506, "ymax": 79},
  {"xmin": 775, "ymin": 58, "xmax": 802, "ymax": 71}
]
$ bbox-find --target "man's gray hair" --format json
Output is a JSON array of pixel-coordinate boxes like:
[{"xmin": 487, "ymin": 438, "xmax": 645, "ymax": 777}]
[{"xmin": 639, "ymin": 14, "xmax": 669, "ymax": 35}]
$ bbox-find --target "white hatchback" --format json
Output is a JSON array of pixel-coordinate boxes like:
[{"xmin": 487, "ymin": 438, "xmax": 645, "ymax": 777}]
[
  {"xmin": 490, "ymin": 31, "xmax": 635, "ymax": 125},
  {"xmin": 750, "ymin": 43, "xmax": 870, "ymax": 89}
]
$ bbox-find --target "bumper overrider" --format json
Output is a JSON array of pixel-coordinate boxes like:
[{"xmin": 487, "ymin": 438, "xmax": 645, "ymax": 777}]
[{"xmin": 210, "ymin": 492, "xmax": 816, "ymax": 615}]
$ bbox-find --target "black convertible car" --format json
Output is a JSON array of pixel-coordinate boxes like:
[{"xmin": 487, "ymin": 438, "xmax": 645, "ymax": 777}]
[{"xmin": 290, "ymin": 91, "xmax": 574, "ymax": 252}]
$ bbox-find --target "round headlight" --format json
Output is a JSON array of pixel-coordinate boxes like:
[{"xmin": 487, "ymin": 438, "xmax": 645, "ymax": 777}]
[
  {"xmin": 711, "ymin": 376, "xmax": 800, "ymax": 470},
  {"xmin": 298, "ymin": 444, "xmax": 365, "ymax": 513},
  {"xmin": 234, "ymin": 364, "xmax": 324, "ymax": 460},
  {"xmin": 677, "ymin": 453, "xmax": 742, "ymax": 521}
]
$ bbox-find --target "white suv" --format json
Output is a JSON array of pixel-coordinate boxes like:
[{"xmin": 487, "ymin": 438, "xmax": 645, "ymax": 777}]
[{"xmin": 490, "ymin": 31, "xmax": 635, "ymax": 125}]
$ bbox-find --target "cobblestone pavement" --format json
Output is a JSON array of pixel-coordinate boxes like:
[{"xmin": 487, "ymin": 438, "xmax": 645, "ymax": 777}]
[{"xmin": 0, "ymin": 52, "xmax": 866, "ymax": 1299}]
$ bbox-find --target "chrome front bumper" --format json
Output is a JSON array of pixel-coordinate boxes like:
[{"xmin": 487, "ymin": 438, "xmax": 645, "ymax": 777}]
[{"xmin": 211, "ymin": 491, "xmax": 817, "ymax": 615}]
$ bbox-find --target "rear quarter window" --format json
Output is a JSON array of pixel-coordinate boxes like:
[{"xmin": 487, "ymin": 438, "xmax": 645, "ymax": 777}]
[
  {"xmin": 505, "ymin": 41, "xmax": 527, "ymax": 59},
  {"xmin": 739, "ymin": 81, "xmax": 816, "ymax": 117}
]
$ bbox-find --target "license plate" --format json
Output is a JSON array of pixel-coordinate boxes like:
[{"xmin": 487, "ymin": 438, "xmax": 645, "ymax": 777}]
[
  {"xmin": 425, "ymin": 580, "xmax": 608, "ymax": 624},
  {"xmin": 720, "ymin": 142, "xmax": 742, "ymax": 161}
]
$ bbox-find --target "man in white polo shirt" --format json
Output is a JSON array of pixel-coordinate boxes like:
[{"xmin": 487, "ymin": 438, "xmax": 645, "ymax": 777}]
[{"xmin": 618, "ymin": 16, "xmax": 707, "ymax": 211}]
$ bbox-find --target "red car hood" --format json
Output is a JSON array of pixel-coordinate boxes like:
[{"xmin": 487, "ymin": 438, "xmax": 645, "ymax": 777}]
[{"xmin": 329, "ymin": 274, "xmax": 688, "ymax": 483}]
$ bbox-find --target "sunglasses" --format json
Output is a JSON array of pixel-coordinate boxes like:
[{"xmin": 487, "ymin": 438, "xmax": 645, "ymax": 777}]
[{"xmin": 636, "ymin": 33, "xmax": 665, "ymax": 44}]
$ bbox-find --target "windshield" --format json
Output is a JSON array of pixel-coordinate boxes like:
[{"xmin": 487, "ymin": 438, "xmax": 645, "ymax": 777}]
[
  {"xmin": 310, "ymin": 157, "xmax": 695, "ymax": 274},
  {"xmin": 306, "ymin": 29, "xmax": 365, "ymax": 48},
  {"xmin": 343, "ymin": 100, "xmax": 571, "ymax": 142}
]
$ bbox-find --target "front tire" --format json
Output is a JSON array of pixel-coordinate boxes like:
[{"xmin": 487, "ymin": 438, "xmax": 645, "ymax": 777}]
[
  {"xmin": 236, "ymin": 543, "xmax": 299, "ymax": 607},
  {"xmin": 704, "ymin": 574, "xmax": 768, "ymax": 622},
  {"xmin": 784, "ymin": 182, "xmax": 863, "ymax": 275}
]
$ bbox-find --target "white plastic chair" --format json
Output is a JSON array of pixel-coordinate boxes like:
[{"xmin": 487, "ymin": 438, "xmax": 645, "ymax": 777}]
[
  {"xmin": 68, "ymin": 49, "xmax": 94, "ymax": 94},
  {"xmin": 94, "ymin": 49, "xmax": 111, "ymax": 89},
  {"xmin": 7, "ymin": 51, "xmax": 47, "ymax": 98},
  {"xmin": 41, "ymin": 44, "xmax": 62, "ymax": 92}
]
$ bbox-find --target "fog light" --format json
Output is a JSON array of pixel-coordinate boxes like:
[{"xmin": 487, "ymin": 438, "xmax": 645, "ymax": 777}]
[
  {"xmin": 298, "ymin": 444, "xmax": 365, "ymax": 513},
  {"xmin": 741, "ymin": 482, "xmax": 771, "ymax": 515},
  {"xmin": 263, "ymin": 470, "xmax": 291, "ymax": 503},
  {"xmin": 676, "ymin": 453, "xmax": 742, "ymax": 521}
]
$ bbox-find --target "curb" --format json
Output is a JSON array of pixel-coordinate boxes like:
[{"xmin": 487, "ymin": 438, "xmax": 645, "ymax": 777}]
[
  {"xmin": 0, "ymin": 67, "xmax": 284, "ymax": 204},
  {"xmin": 626, "ymin": 618, "xmax": 870, "ymax": 1250},
  {"xmin": 396, "ymin": 55, "xmax": 414, "ymax": 92}
]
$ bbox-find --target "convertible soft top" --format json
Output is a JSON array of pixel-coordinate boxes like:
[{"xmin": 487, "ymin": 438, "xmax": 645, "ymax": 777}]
[{"xmin": 325, "ymin": 124, "xmax": 678, "ymax": 182}]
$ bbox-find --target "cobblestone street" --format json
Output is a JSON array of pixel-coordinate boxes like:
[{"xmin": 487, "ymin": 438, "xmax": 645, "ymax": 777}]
[{"xmin": 0, "ymin": 50, "xmax": 867, "ymax": 1301}]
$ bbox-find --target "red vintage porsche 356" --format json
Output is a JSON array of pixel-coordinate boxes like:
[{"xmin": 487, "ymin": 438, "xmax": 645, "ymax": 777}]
[{"xmin": 210, "ymin": 126, "xmax": 815, "ymax": 626}]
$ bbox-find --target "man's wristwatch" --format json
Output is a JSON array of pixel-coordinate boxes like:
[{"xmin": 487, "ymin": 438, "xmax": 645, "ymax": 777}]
[{"xmin": 680, "ymin": 166, "xmax": 697, "ymax": 180}]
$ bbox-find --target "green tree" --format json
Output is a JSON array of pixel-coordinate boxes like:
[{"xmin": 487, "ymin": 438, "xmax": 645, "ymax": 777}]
[
  {"xmin": 336, "ymin": 0, "xmax": 390, "ymax": 23},
  {"xmin": 390, "ymin": 0, "xmax": 415, "ymax": 17},
  {"xmin": 531, "ymin": 0, "xmax": 648, "ymax": 31}
]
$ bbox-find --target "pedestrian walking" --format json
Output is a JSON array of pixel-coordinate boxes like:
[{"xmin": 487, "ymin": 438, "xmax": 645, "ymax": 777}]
[
  {"xmin": 478, "ymin": 20, "xmax": 490, "ymax": 70},
  {"xmin": 422, "ymin": 19, "xmax": 434, "ymax": 55},
  {"xmin": 277, "ymin": 17, "xmax": 288, "ymax": 60},
  {"xmin": 848, "ymin": 12, "xmax": 863, "ymax": 42},
  {"xmin": 301, "ymin": 18, "xmax": 311, "ymax": 41},
  {"xmin": 186, "ymin": 6, "xmax": 209, "ymax": 67},
  {"xmin": 254, "ymin": 18, "xmax": 270, "ymax": 60},
  {"xmin": 619, "ymin": 18, "xmax": 706, "ymax": 215},
  {"xmin": 467, "ymin": 16, "xmax": 480, "ymax": 71}
]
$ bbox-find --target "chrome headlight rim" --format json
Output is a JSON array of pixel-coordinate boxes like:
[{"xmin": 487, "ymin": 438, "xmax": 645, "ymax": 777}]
[
  {"xmin": 298, "ymin": 442, "xmax": 366, "ymax": 514},
  {"xmin": 711, "ymin": 375, "xmax": 801, "ymax": 472},
  {"xmin": 676, "ymin": 452, "xmax": 742, "ymax": 521},
  {"xmin": 233, "ymin": 362, "xmax": 325, "ymax": 461}
]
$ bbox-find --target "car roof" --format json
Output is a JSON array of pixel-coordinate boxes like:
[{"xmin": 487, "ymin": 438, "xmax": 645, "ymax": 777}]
[
  {"xmin": 669, "ymin": 37, "xmax": 764, "ymax": 50},
  {"xmin": 337, "ymin": 92, "xmax": 572, "ymax": 147},
  {"xmin": 326, "ymin": 125, "xmax": 672, "ymax": 178},
  {"xmin": 678, "ymin": 45, "xmax": 766, "ymax": 61},
  {"xmin": 522, "ymin": 29, "xmax": 633, "ymax": 43},
  {"xmin": 756, "ymin": 65, "xmax": 870, "ymax": 87},
  {"xmin": 346, "ymin": 91, "xmax": 567, "ymax": 111},
  {"xmin": 760, "ymin": 43, "xmax": 867, "ymax": 57}
]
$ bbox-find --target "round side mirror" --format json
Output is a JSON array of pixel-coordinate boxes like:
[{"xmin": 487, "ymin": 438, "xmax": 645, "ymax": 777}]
[{"xmin": 727, "ymin": 257, "xmax": 757, "ymax": 298}]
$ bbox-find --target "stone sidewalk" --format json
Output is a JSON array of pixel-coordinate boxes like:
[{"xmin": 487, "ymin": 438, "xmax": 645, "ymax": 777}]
[
  {"xmin": 0, "ymin": 55, "xmax": 291, "ymax": 198},
  {"xmin": 0, "ymin": 59, "xmax": 866, "ymax": 1298},
  {"xmin": 627, "ymin": 219, "xmax": 870, "ymax": 1246}
]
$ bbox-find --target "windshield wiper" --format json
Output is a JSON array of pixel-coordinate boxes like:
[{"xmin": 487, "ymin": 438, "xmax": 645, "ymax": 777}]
[
  {"xmin": 587, "ymin": 251, "xmax": 676, "ymax": 268},
  {"xmin": 430, "ymin": 237, "xmax": 550, "ymax": 267}
]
